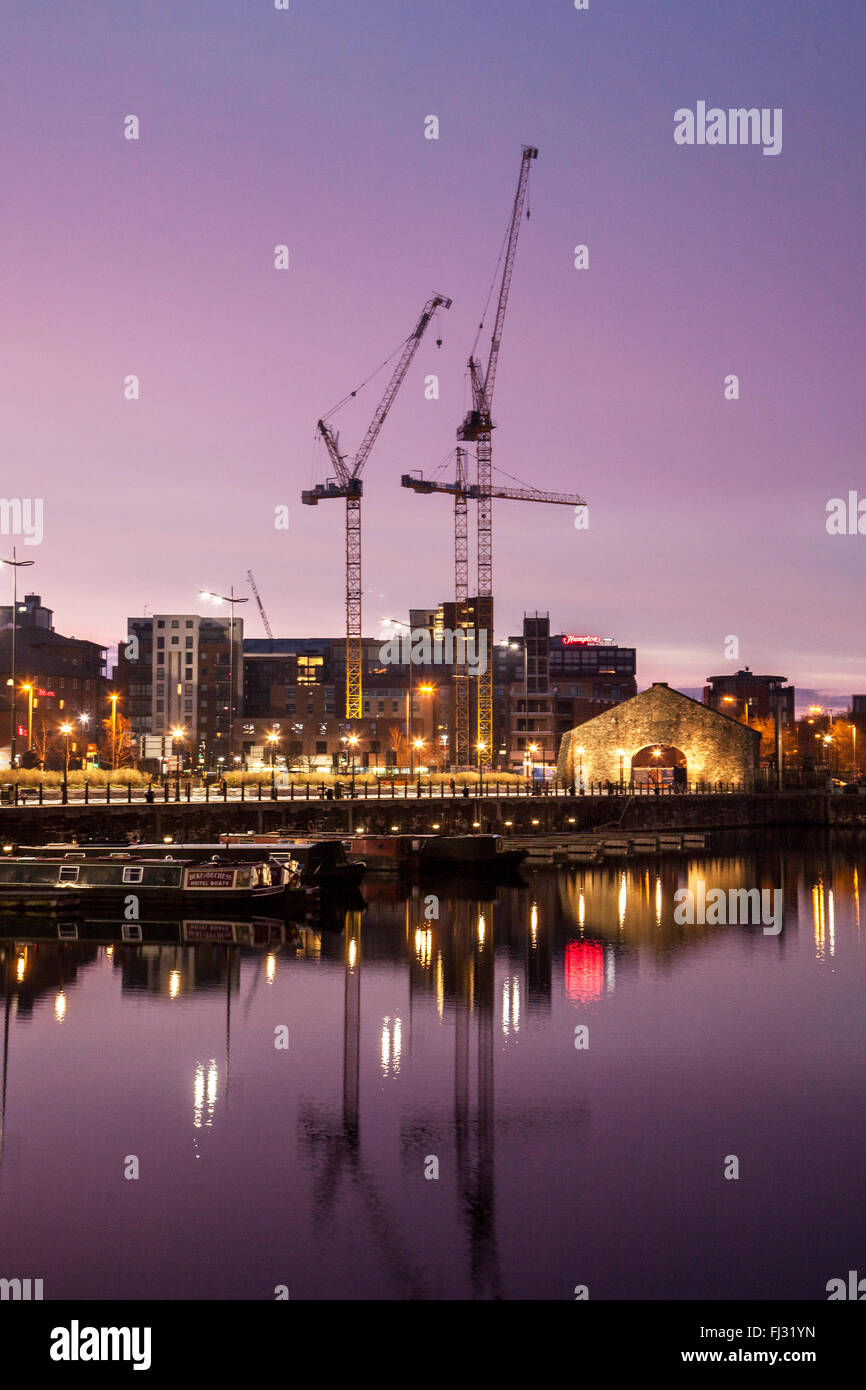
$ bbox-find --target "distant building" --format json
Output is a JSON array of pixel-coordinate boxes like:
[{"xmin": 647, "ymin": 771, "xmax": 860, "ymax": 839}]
[
  {"xmin": 117, "ymin": 614, "xmax": 243, "ymax": 767},
  {"xmin": 704, "ymin": 668, "xmax": 795, "ymax": 725},
  {"xmin": 0, "ymin": 595, "xmax": 108, "ymax": 761}
]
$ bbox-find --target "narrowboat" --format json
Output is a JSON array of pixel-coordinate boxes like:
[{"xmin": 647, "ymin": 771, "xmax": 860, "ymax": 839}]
[
  {"xmin": 346, "ymin": 833, "xmax": 527, "ymax": 876},
  {"xmin": 0, "ymin": 854, "xmax": 296, "ymax": 907},
  {"xmin": 12, "ymin": 839, "xmax": 366, "ymax": 891}
]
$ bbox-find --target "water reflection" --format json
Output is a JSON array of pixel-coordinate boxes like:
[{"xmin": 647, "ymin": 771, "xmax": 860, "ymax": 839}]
[{"xmin": 0, "ymin": 835, "xmax": 863, "ymax": 1299}]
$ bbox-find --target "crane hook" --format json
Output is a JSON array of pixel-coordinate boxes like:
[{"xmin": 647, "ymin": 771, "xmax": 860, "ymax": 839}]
[{"xmin": 436, "ymin": 336, "xmax": 443, "ymax": 349}]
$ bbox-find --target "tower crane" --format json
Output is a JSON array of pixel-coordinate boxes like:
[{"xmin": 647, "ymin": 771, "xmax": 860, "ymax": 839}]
[
  {"xmin": 402, "ymin": 463, "xmax": 586, "ymax": 767},
  {"xmin": 302, "ymin": 294, "xmax": 451, "ymax": 721},
  {"xmin": 246, "ymin": 570, "xmax": 274, "ymax": 640},
  {"xmin": 458, "ymin": 145, "xmax": 537, "ymax": 768}
]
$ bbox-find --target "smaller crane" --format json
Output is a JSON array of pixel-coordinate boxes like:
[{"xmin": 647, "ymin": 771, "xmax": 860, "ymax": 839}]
[
  {"xmin": 247, "ymin": 570, "xmax": 274, "ymax": 640},
  {"xmin": 401, "ymin": 464, "xmax": 585, "ymax": 767}
]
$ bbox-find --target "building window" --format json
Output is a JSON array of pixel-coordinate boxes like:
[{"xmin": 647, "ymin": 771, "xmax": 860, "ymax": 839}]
[
  {"xmin": 156, "ymin": 701, "xmax": 164, "ymax": 712},
  {"xmin": 186, "ymin": 620, "xmax": 193, "ymax": 628},
  {"xmin": 157, "ymin": 620, "xmax": 165, "ymax": 629},
  {"xmin": 171, "ymin": 637, "xmax": 178, "ymax": 645},
  {"xmin": 157, "ymin": 637, "xmax": 165, "ymax": 649},
  {"xmin": 171, "ymin": 620, "xmax": 179, "ymax": 629}
]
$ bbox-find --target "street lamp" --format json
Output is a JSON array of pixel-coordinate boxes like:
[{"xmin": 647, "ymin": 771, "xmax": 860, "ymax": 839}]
[
  {"xmin": 172, "ymin": 726, "xmax": 185, "ymax": 801},
  {"xmin": 576, "ymin": 745, "xmax": 585, "ymax": 788},
  {"xmin": 59, "ymin": 722, "xmax": 72, "ymax": 803},
  {"xmin": 476, "ymin": 740, "xmax": 486, "ymax": 777},
  {"xmin": 79, "ymin": 713, "xmax": 90, "ymax": 772},
  {"xmin": 347, "ymin": 732, "xmax": 360, "ymax": 792},
  {"xmin": 21, "ymin": 683, "xmax": 34, "ymax": 758},
  {"xmin": 267, "ymin": 731, "xmax": 280, "ymax": 797},
  {"xmin": 722, "ymin": 694, "xmax": 754, "ymax": 725},
  {"xmin": 528, "ymin": 741, "xmax": 539, "ymax": 784},
  {"xmin": 108, "ymin": 693, "xmax": 119, "ymax": 770},
  {"xmin": 1, "ymin": 548, "xmax": 35, "ymax": 767},
  {"xmin": 200, "ymin": 587, "xmax": 249, "ymax": 767}
]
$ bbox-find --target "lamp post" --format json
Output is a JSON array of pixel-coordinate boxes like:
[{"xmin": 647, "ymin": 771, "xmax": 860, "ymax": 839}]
[
  {"xmin": 616, "ymin": 748, "xmax": 626, "ymax": 789},
  {"xmin": 1, "ymin": 548, "xmax": 35, "ymax": 767},
  {"xmin": 347, "ymin": 733, "xmax": 359, "ymax": 794},
  {"xmin": 172, "ymin": 726, "xmax": 185, "ymax": 801},
  {"xmin": 267, "ymin": 731, "xmax": 279, "ymax": 798},
  {"xmin": 79, "ymin": 713, "xmax": 90, "ymax": 773},
  {"xmin": 528, "ymin": 741, "xmax": 539, "ymax": 785},
  {"xmin": 108, "ymin": 693, "xmax": 120, "ymax": 771},
  {"xmin": 722, "ymin": 694, "xmax": 754, "ymax": 726},
  {"xmin": 21, "ymin": 683, "xmax": 34, "ymax": 757},
  {"xmin": 476, "ymin": 741, "xmax": 486, "ymax": 779},
  {"xmin": 200, "ymin": 587, "xmax": 249, "ymax": 768},
  {"xmin": 59, "ymin": 722, "xmax": 72, "ymax": 804},
  {"xmin": 576, "ymin": 745, "xmax": 585, "ymax": 790}
]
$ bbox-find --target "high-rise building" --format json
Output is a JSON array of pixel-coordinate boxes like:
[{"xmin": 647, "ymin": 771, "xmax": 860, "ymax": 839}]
[{"xmin": 117, "ymin": 613, "xmax": 243, "ymax": 765}]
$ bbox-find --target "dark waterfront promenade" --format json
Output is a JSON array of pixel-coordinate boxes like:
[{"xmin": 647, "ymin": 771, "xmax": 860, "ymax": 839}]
[{"xmin": 0, "ymin": 789, "xmax": 860, "ymax": 846}]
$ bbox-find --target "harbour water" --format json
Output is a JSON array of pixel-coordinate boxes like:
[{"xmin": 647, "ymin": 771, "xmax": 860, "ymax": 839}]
[{"xmin": 1, "ymin": 841, "xmax": 863, "ymax": 1300}]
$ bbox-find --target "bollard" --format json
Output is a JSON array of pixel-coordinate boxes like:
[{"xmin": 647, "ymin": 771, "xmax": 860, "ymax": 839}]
[
  {"xmin": 13, "ymin": 784, "xmax": 18, "ymax": 807},
  {"xmin": 106, "ymin": 782, "xmax": 111, "ymax": 804},
  {"xmin": 377, "ymin": 780, "xmax": 381, "ymax": 799},
  {"xmin": 205, "ymin": 781, "xmax": 210, "ymax": 802},
  {"xmin": 38, "ymin": 783, "xmax": 43, "ymax": 805},
  {"xmin": 222, "ymin": 781, "xmax": 227, "ymax": 802},
  {"xmin": 257, "ymin": 783, "xmax": 262, "ymax": 801},
  {"xmin": 186, "ymin": 781, "xmax": 191, "ymax": 802},
  {"xmin": 290, "ymin": 783, "xmax": 294, "ymax": 800}
]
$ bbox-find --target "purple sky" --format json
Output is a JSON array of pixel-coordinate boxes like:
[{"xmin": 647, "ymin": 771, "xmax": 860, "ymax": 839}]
[{"xmin": 1, "ymin": 0, "xmax": 862, "ymax": 703}]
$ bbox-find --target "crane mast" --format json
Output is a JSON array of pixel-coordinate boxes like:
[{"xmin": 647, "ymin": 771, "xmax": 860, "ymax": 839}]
[
  {"xmin": 457, "ymin": 145, "xmax": 537, "ymax": 769},
  {"xmin": 302, "ymin": 293, "xmax": 451, "ymax": 720},
  {"xmin": 246, "ymin": 570, "xmax": 274, "ymax": 640}
]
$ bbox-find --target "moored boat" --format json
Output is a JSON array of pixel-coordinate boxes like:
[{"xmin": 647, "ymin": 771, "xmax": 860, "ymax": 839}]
[
  {"xmin": 347, "ymin": 833, "xmax": 526, "ymax": 876},
  {"xmin": 0, "ymin": 854, "xmax": 298, "ymax": 907}
]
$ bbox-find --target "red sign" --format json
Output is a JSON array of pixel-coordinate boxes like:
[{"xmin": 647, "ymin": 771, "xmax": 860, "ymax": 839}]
[
  {"xmin": 185, "ymin": 868, "xmax": 236, "ymax": 889},
  {"xmin": 561, "ymin": 635, "xmax": 610, "ymax": 646},
  {"xmin": 565, "ymin": 941, "xmax": 604, "ymax": 1002},
  {"xmin": 36, "ymin": 688, "xmax": 55, "ymax": 697},
  {"xmin": 16, "ymin": 725, "xmax": 26, "ymax": 737}
]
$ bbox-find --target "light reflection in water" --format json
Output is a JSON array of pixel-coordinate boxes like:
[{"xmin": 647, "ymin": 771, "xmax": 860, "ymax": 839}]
[
  {"xmin": 380, "ymin": 1017, "xmax": 402, "ymax": 1077},
  {"xmin": 193, "ymin": 1059, "xmax": 219, "ymax": 1130}
]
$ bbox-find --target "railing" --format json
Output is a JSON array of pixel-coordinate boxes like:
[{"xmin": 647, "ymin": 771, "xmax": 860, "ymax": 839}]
[{"xmin": 0, "ymin": 777, "xmax": 778, "ymax": 806}]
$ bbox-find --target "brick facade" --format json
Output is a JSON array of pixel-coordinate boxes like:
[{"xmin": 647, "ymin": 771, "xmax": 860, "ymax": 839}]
[{"xmin": 556, "ymin": 682, "xmax": 760, "ymax": 786}]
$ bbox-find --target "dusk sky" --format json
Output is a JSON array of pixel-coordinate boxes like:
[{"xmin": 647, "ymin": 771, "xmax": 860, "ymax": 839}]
[{"xmin": 1, "ymin": 0, "xmax": 862, "ymax": 704}]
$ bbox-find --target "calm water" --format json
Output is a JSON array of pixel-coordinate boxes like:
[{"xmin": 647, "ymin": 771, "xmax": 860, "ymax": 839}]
[{"xmin": 1, "ymin": 844, "xmax": 864, "ymax": 1301}]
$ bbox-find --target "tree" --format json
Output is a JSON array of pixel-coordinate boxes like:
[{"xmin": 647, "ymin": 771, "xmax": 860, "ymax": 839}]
[
  {"xmin": 387, "ymin": 721, "xmax": 408, "ymax": 770},
  {"xmin": 100, "ymin": 711, "xmax": 137, "ymax": 768}
]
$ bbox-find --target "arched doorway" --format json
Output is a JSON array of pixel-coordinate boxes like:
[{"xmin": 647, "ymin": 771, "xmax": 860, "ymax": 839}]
[{"xmin": 631, "ymin": 744, "xmax": 687, "ymax": 789}]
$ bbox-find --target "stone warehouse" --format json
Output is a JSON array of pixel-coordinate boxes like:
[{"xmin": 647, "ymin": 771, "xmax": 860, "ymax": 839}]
[{"xmin": 556, "ymin": 683, "xmax": 761, "ymax": 787}]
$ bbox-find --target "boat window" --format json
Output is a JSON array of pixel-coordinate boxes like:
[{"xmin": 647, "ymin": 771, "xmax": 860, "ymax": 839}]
[
  {"xmin": 122, "ymin": 867, "xmax": 144, "ymax": 884},
  {"xmin": 63, "ymin": 853, "xmax": 85, "ymax": 860},
  {"xmin": 122, "ymin": 924, "xmax": 143, "ymax": 943},
  {"xmin": 58, "ymin": 865, "xmax": 80, "ymax": 882}
]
